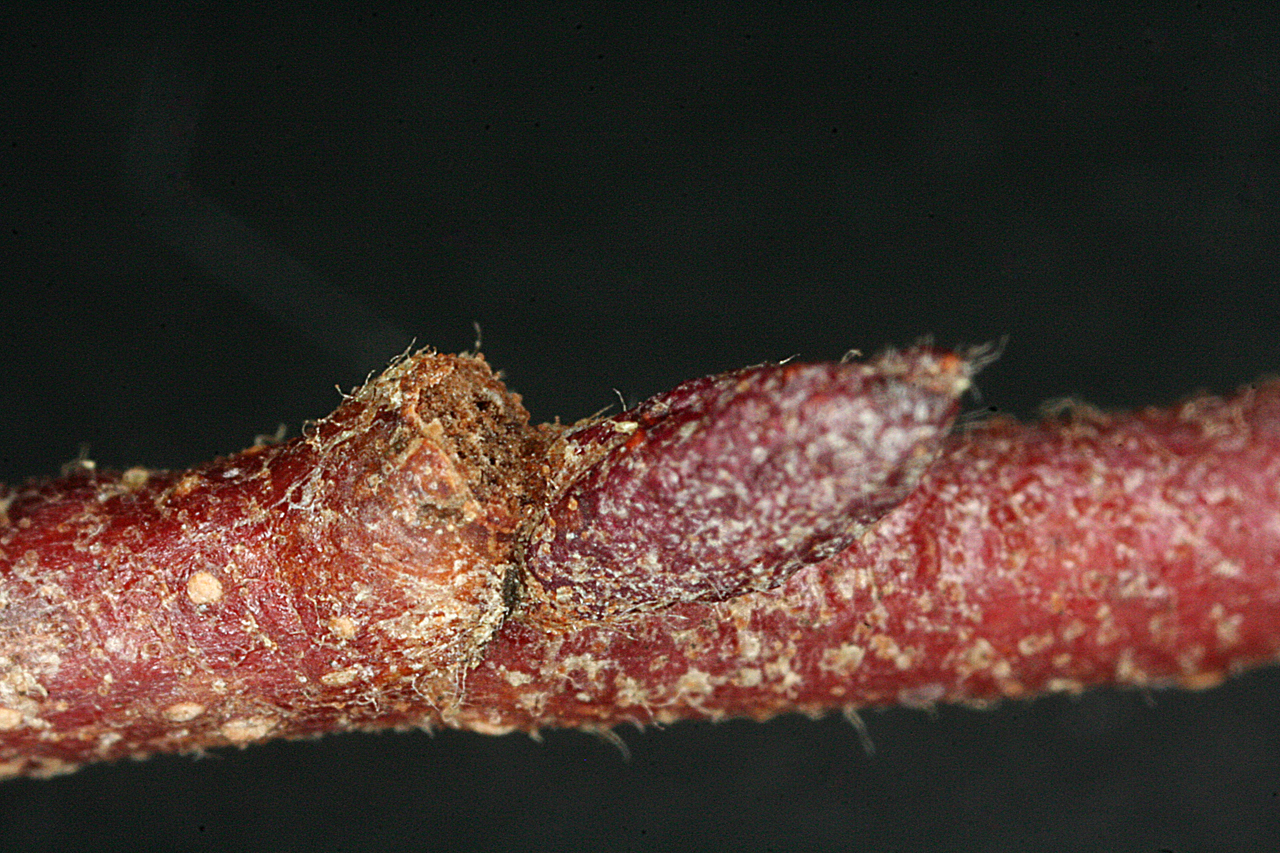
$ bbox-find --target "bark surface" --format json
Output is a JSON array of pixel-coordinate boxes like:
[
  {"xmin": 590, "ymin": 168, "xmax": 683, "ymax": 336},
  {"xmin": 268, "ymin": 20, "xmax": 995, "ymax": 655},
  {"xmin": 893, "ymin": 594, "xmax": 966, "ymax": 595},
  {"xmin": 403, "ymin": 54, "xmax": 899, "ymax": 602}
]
[{"xmin": 1, "ymin": 348, "xmax": 1278, "ymax": 778}]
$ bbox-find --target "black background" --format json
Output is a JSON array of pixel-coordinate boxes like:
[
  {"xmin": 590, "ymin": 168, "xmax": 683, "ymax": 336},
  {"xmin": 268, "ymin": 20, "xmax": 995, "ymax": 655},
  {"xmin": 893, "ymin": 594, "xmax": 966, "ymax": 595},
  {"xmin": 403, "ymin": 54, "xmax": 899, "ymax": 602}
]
[{"xmin": 3, "ymin": 4, "xmax": 1280, "ymax": 851}]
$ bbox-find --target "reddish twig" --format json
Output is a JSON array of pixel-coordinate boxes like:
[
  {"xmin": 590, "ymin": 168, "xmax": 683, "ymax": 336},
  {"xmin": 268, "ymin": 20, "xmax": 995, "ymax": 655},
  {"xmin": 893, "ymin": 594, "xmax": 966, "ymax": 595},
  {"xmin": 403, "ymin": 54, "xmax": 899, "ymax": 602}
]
[{"xmin": 1, "ymin": 347, "xmax": 1277, "ymax": 778}]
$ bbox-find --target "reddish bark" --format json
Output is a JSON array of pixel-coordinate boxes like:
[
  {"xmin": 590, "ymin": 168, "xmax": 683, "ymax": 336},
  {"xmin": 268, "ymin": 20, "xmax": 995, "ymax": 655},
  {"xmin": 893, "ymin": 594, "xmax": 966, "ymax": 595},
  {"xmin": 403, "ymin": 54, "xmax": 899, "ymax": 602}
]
[
  {"xmin": 461, "ymin": 382, "xmax": 1280, "ymax": 731},
  {"xmin": 0, "ymin": 353, "xmax": 550, "ymax": 778},
  {"xmin": 1, "ymin": 347, "xmax": 1278, "ymax": 778}
]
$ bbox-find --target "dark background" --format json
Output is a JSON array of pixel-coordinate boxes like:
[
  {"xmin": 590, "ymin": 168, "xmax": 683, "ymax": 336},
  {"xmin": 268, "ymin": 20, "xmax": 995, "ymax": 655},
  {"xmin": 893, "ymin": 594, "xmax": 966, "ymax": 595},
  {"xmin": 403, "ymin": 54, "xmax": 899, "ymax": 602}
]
[{"xmin": 3, "ymin": 4, "xmax": 1280, "ymax": 851}]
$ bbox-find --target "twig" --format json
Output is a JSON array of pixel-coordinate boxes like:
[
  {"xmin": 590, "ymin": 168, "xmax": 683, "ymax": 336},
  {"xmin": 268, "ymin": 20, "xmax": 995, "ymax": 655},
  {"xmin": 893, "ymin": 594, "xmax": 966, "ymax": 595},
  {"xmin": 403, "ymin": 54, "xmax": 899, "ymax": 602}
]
[{"xmin": 1, "ymin": 347, "xmax": 1277, "ymax": 778}]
